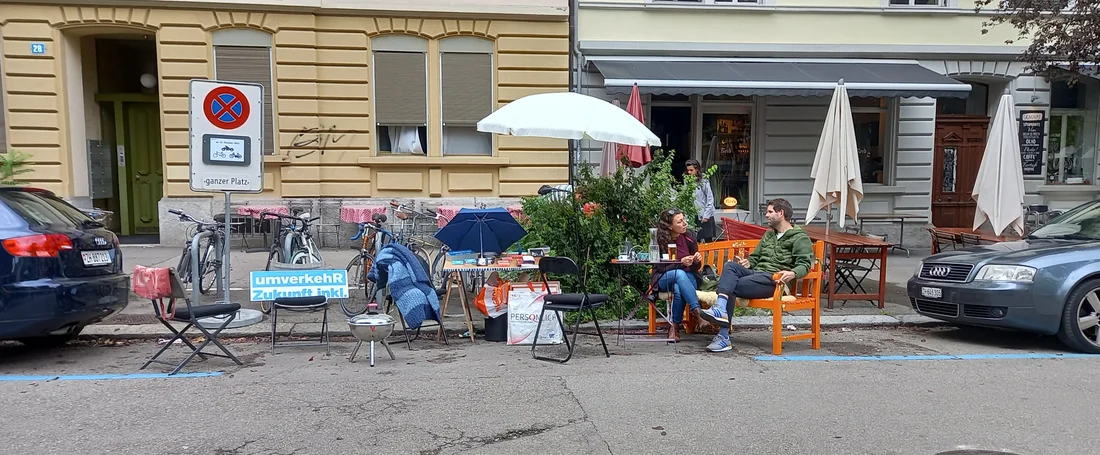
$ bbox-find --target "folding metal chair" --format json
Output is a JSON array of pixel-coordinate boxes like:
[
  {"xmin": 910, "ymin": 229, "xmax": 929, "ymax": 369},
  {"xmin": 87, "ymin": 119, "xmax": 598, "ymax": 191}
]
[
  {"xmin": 531, "ymin": 257, "xmax": 610, "ymax": 364},
  {"xmin": 270, "ymin": 296, "xmax": 329, "ymax": 353},
  {"xmin": 132, "ymin": 265, "xmax": 244, "ymax": 375},
  {"xmin": 265, "ymin": 261, "xmax": 331, "ymax": 353},
  {"xmin": 822, "ymin": 227, "xmax": 876, "ymax": 305}
]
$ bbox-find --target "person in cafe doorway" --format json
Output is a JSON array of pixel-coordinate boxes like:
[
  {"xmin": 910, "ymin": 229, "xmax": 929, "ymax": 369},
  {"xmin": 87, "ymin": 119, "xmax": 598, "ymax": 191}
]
[
  {"xmin": 686, "ymin": 159, "xmax": 716, "ymax": 242},
  {"xmin": 698, "ymin": 198, "xmax": 814, "ymax": 352}
]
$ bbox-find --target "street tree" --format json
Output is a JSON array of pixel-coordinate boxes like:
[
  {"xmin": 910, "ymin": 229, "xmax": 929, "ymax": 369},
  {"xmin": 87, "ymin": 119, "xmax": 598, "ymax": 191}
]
[{"xmin": 974, "ymin": 0, "xmax": 1100, "ymax": 84}]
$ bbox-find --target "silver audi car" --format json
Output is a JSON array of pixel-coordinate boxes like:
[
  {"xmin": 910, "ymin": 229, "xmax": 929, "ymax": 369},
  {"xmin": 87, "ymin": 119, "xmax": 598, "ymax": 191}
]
[{"xmin": 907, "ymin": 199, "xmax": 1100, "ymax": 353}]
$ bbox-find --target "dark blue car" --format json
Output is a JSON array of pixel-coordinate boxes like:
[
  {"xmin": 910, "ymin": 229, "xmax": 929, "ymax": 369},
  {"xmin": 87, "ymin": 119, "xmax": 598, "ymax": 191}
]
[
  {"xmin": 907, "ymin": 199, "xmax": 1100, "ymax": 353},
  {"xmin": 0, "ymin": 187, "xmax": 129, "ymax": 346}
]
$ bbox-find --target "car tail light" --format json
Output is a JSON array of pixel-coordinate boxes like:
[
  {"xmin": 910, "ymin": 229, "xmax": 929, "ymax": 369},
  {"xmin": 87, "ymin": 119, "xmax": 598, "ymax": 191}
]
[{"xmin": 2, "ymin": 234, "xmax": 74, "ymax": 257}]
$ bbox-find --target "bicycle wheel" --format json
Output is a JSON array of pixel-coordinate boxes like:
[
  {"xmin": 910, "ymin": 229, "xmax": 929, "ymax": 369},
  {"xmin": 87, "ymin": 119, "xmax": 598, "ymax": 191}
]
[
  {"xmin": 430, "ymin": 252, "xmax": 447, "ymax": 292},
  {"xmin": 176, "ymin": 245, "xmax": 192, "ymax": 283},
  {"xmin": 198, "ymin": 240, "xmax": 219, "ymax": 295},
  {"xmin": 265, "ymin": 243, "xmax": 285, "ymax": 270},
  {"xmin": 289, "ymin": 248, "xmax": 313, "ymax": 264},
  {"xmin": 258, "ymin": 250, "xmax": 282, "ymax": 314},
  {"xmin": 342, "ymin": 253, "xmax": 376, "ymax": 317},
  {"xmin": 410, "ymin": 246, "xmax": 430, "ymax": 272}
]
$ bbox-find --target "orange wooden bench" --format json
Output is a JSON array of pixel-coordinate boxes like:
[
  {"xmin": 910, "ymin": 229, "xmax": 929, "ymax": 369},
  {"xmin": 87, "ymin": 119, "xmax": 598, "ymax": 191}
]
[{"xmin": 649, "ymin": 239, "xmax": 825, "ymax": 355}]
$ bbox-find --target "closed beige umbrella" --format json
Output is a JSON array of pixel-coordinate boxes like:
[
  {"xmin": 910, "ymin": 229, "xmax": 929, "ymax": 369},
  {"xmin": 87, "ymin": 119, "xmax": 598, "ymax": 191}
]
[
  {"xmin": 806, "ymin": 80, "xmax": 864, "ymax": 233},
  {"xmin": 972, "ymin": 90, "xmax": 1025, "ymax": 236}
]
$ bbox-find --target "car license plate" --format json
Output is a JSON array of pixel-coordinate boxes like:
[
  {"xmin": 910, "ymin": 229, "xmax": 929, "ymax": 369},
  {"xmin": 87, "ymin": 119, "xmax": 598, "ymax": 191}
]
[
  {"xmin": 81, "ymin": 250, "xmax": 112, "ymax": 266},
  {"xmin": 920, "ymin": 287, "xmax": 942, "ymax": 299}
]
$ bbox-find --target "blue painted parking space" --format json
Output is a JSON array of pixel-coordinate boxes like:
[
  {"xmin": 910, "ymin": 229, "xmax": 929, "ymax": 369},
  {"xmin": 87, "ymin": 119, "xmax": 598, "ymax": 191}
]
[
  {"xmin": 0, "ymin": 372, "xmax": 223, "ymax": 382},
  {"xmin": 755, "ymin": 352, "xmax": 1100, "ymax": 362}
]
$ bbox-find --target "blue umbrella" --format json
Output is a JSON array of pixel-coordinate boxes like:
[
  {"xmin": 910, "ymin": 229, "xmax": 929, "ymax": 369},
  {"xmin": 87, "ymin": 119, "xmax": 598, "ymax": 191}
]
[{"xmin": 434, "ymin": 208, "xmax": 527, "ymax": 256}]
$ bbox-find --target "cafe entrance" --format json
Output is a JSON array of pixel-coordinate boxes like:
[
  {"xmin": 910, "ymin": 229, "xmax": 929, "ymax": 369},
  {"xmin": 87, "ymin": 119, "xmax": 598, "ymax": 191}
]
[{"xmin": 698, "ymin": 100, "xmax": 755, "ymax": 212}]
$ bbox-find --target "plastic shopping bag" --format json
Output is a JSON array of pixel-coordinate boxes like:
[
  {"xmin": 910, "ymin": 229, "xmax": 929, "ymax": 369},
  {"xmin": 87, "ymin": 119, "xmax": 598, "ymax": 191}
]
[
  {"xmin": 475, "ymin": 272, "xmax": 509, "ymax": 318},
  {"xmin": 507, "ymin": 281, "xmax": 563, "ymax": 345}
]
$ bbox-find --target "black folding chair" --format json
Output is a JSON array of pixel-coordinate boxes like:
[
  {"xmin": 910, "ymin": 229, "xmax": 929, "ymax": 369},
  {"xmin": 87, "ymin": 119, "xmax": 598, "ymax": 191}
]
[
  {"xmin": 137, "ymin": 267, "xmax": 244, "ymax": 375},
  {"xmin": 531, "ymin": 257, "xmax": 611, "ymax": 364},
  {"xmin": 270, "ymin": 296, "xmax": 329, "ymax": 353}
]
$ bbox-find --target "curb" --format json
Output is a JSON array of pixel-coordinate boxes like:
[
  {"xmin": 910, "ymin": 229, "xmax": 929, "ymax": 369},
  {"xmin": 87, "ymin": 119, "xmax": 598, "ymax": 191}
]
[{"xmin": 83, "ymin": 314, "xmax": 947, "ymax": 340}]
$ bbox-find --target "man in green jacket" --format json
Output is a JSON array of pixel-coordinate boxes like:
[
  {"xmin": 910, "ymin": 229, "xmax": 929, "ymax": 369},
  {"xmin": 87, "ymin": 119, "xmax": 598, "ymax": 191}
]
[{"xmin": 698, "ymin": 198, "xmax": 814, "ymax": 352}]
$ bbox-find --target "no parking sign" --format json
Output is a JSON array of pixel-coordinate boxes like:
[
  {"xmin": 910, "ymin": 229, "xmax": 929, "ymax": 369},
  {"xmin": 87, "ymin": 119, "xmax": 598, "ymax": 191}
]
[{"xmin": 188, "ymin": 79, "xmax": 265, "ymax": 193}]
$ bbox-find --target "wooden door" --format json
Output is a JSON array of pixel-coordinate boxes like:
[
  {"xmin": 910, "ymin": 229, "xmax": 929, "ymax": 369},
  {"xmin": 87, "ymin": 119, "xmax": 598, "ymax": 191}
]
[
  {"xmin": 932, "ymin": 117, "xmax": 989, "ymax": 227},
  {"xmin": 123, "ymin": 102, "xmax": 163, "ymax": 235}
]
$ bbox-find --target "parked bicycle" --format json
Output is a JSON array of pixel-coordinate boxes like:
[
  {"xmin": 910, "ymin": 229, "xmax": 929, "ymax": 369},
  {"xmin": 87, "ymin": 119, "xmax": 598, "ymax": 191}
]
[
  {"xmin": 342, "ymin": 214, "xmax": 388, "ymax": 317},
  {"xmin": 261, "ymin": 210, "xmax": 323, "ymax": 270},
  {"xmin": 388, "ymin": 200, "xmax": 451, "ymax": 289},
  {"xmin": 342, "ymin": 209, "xmax": 443, "ymax": 316},
  {"xmin": 170, "ymin": 209, "xmax": 225, "ymax": 295}
]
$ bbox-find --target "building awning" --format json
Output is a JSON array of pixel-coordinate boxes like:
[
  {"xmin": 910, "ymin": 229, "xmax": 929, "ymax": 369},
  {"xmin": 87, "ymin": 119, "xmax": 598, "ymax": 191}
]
[{"xmin": 590, "ymin": 59, "xmax": 971, "ymax": 99}]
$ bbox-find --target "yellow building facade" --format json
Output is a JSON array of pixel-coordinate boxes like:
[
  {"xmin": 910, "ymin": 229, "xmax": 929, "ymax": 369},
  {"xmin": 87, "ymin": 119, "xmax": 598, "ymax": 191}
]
[{"xmin": 0, "ymin": 1, "xmax": 569, "ymax": 240}]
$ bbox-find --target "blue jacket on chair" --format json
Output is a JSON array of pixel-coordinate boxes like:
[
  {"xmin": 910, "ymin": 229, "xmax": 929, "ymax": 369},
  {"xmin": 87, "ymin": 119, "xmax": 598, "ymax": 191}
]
[{"xmin": 367, "ymin": 243, "xmax": 441, "ymax": 329}]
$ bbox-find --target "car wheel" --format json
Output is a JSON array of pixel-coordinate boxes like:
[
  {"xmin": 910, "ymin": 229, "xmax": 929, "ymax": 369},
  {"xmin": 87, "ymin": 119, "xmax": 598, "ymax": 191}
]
[
  {"xmin": 18, "ymin": 326, "xmax": 83, "ymax": 348},
  {"xmin": 1058, "ymin": 279, "xmax": 1100, "ymax": 354}
]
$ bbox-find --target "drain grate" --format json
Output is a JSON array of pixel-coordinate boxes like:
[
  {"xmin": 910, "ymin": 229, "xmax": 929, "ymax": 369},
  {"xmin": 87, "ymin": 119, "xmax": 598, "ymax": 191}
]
[{"xmin": 101, "ymin": 314, "xmax": 161, "ymax": 325}]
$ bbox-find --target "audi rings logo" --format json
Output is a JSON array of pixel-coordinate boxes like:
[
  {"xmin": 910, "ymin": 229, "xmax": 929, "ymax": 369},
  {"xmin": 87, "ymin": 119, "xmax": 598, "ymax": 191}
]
[{"xmin": 927, "ymin": 266, "xmax": 952, "ymax": 277}]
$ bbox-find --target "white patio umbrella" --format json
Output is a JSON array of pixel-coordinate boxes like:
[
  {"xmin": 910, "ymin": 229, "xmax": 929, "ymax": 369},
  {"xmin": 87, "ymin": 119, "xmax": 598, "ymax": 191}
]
[
  {"xmin": 972, "ymin": 89, "xmax": 1026, "ymax": 236},
  {"xmin": 805, "ymin": 79, "xmax": 864, "ymax": 233},
  {"xmin": 477, "ymin": 92, "xmax": 661, "ymax": 147}
]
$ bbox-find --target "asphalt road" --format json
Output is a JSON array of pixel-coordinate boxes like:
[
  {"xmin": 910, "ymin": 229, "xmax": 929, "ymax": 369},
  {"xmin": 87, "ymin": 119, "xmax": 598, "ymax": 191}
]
[{"xmin": 0, "ymin": 326, "xmax": 1090, "ymax": 455}]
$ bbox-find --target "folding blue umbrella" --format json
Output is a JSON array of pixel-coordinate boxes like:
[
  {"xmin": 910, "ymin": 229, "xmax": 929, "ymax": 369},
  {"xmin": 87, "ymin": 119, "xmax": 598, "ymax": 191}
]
[{"xmin": 434, "ymin": 207, "xmax": 527, "ymax": 256}]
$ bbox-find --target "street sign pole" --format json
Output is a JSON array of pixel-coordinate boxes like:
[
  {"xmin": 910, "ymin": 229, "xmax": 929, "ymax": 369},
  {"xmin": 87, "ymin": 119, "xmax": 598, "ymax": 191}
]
[
  {"xmin": 223, "ymin": 191, "xmax": 232, "ymax": 305},
  {"xmin": 189, "ymin": 79, "xmax": 265, "ymax": 328}
]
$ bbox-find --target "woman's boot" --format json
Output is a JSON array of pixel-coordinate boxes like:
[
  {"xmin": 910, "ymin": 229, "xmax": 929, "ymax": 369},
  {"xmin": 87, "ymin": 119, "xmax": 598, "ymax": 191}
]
[{"xmin": 668, "ymin": 323, "xmax": 680, "ymax": 343}]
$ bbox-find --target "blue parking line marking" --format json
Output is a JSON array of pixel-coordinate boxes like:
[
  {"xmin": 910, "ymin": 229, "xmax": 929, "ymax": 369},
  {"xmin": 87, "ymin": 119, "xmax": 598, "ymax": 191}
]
[
  {"xmin": 755, "ymin": 353, "xmax": 1100, "ymax": 362},
  {"xmin": 0, "ymin": 372, "xmax": 223, "ymax": 382}
]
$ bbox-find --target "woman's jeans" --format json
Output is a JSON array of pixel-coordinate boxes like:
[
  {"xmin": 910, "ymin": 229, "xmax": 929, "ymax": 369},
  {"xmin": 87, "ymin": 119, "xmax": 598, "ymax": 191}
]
[{"xmin": 657, "ymin": 269, "xmax": 700, "ymax": 324}]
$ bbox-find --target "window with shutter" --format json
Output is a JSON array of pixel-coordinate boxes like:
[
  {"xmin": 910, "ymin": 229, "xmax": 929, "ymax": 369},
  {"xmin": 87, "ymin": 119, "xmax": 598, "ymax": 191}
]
[
  {"xmin": 373, "ymin": 35, "xmax": 429, "ymax": 155},
  {"xmin": 213, "ymin": 44, "xmax": 275, "ymax": 155},
  {"xmin": 440, "ymin": 37, "xmax": 493, "ymax": 156}
]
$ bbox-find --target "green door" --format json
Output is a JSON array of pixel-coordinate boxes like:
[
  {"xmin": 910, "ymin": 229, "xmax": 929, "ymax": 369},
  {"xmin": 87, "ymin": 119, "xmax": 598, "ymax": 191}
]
[{"xmin": 122, "ymin": 102, "xmax": 163, "ymax": 235}]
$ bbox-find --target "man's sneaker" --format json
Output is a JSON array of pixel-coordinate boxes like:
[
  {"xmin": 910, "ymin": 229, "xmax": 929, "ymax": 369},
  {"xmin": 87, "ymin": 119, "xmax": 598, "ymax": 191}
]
[
  {"xmin": 706, "ymin": 335, "xmax": 732, "ymax": 352},
  {"xmin": 698, "ymin": 304, "xmax": 729, "ymax": 327}
]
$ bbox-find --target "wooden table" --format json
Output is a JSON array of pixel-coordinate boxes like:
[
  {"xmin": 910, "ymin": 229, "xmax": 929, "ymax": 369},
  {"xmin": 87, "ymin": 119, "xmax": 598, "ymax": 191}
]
[
  {"xmin": 856, "ymin": 212, "xmax": 925, "ymax": 257},
  {"xmin": 932, "ymin": 227, "xmax": 1021, "ymax": 244},
  {"xmin": 439, "ymin": 260, "xmax": 540, "ymax": 343},
  {"xmin": 803, "ymin": 226, "xmax": 891, "ymax": 309}
]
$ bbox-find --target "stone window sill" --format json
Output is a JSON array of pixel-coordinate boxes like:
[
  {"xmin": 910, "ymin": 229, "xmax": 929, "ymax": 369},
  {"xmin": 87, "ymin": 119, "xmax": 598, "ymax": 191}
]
[
  {"xmin": 862, "ymin": 185, "xmax": 905, "ymax": 195},
  {"xmin": 356, "ymin": 156, "xmax": 510, "ymax": 167},
  {"xmin": 1037, "ymin": 184, "xmax": 1100, "ymax": 194}
]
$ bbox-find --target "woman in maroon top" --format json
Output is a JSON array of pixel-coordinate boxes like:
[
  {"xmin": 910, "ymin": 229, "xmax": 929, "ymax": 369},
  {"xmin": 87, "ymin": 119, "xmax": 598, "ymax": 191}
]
[{"xmin": 650, "ymin": 208, "xmax": 703, "ymax": 342}]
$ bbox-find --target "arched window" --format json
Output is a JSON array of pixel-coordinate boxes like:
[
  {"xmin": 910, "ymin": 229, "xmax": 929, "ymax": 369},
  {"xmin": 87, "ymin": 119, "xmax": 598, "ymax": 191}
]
[
  {"xmin": 439, "ymin": 36, "xmax": 494, "ymax": 156},
  {"xmin": 372, "ymin": 35, "xmax": 428, "ymax": 155},
  {"xmin": 212, "ymin": 29, "xmax": 275, "ymax": 155}
]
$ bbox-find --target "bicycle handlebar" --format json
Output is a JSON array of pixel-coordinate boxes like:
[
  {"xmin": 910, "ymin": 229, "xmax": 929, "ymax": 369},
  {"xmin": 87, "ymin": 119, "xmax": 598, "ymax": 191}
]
[
  {"xmin": 258, "ymin": 211, "xmax": 303, "ymax": 222},
  {"xmin": 389, "ymin": 201, "xmax": 441, "ymax": 220},
  {"xmin": 349, "ymin": 221, "xmax": 395, "ymax": 242},
  {"xmin": 169, "ymin": 209, "xmax": 220, "ymax": 230},
  {"xmin": 259, "ymin": 211, "xmax": 320, "ymax": 229}
]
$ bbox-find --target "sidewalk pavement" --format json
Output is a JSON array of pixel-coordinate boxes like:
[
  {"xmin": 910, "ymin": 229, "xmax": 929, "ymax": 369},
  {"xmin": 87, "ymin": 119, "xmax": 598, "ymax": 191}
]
[{"xmin": 87, "ymin": 244, "xmax": 942, "ymax": 339}]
